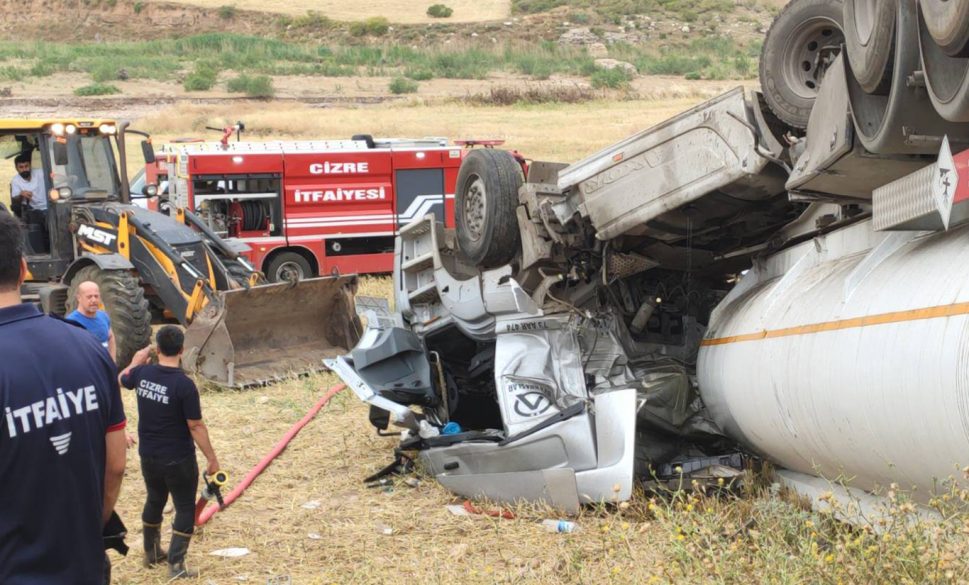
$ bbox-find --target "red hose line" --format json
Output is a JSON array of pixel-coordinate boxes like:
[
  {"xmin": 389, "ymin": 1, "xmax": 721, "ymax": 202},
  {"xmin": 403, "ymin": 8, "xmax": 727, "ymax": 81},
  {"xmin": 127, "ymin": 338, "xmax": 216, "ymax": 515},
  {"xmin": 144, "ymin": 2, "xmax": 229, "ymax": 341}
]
[{"xmin": 196, "ymin": 383, "xmax": 347, "ymax": 526}]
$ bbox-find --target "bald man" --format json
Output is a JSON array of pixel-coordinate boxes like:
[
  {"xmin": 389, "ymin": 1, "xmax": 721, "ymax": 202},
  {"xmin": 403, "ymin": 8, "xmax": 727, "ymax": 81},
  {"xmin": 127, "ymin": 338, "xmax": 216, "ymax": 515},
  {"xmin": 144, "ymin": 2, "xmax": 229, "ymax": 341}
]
[{"xmin": 67, "ymin": 281, "xmax": 117, "ymax": 363}]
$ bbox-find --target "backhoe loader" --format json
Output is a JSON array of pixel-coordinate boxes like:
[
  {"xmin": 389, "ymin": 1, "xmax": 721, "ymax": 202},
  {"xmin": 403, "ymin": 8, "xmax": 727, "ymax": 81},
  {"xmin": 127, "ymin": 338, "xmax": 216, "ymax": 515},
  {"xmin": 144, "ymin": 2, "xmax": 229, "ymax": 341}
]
[{"xmin": 4, "ymin": 119, "xmax": 359, "ymax": 386}]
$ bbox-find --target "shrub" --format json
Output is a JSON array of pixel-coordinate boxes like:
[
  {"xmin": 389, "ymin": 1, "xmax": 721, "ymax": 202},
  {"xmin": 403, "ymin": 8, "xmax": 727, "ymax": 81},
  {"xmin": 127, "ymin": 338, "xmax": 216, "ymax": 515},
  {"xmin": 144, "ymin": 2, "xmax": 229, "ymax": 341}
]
[
  {"xmin": 350, "ymin": 17, "xmax": 390, "ymax": 37},
  {"xmin": 218, "ymin": 5, "xmax": 237, "ymax": 19},
  {"xmin": 426, "ymin": 4, "xmax": 454, "ymax": 18},
  {"xmin": 389, "ymin": 76, "xmax": 418, "ymax": 94},
  {"xmin": 404, "ymin": 68, "xmax": 434, "ymax": 81},
  {"xmin": 226, "ymin": 74, "xmax": 274, "ymax": 97},
  {"xmin": 133, "ymin": 1, "xmax": 144, "ymax": 13},
  {"xmin": 183, "ymin": 62, "xmax": 219, "ymax": 91},
  {"xmin": 591, "ymin": 67, "xmax": 631, "ymax": 89},
  {"xmin": 74, "ymin": 83, "xmax": 121, "ymax": 96}
]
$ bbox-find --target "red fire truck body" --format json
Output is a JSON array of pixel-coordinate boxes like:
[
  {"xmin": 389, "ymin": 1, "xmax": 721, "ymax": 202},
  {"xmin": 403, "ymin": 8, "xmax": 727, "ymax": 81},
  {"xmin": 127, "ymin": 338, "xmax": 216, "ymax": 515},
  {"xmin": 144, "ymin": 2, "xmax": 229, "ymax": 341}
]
[{"xmin": 162, "ymin": 138, "xmax": 464, "ymax": 279}]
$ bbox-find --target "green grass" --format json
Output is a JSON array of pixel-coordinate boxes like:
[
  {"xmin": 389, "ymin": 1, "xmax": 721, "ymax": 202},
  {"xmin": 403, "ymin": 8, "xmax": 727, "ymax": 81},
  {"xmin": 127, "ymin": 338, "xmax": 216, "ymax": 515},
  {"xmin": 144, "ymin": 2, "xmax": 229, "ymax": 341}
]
[
  {"xmin": 73, "ymin": 83, "xmax": 121, "ymax": 96},
  {"xmin": 226, "ymin": 74, "xmax": 274, "ymax": 97},
  {"xmin": 513, "ymin": 0, "xmax": 741, "ymax": 23},
  {"xmin": 0, "ymin": 32, "xmax": 760, "ymax": 89},
  {"xmin": 388, "ymin": 76, "xmax": 419, "ymax": 94}
]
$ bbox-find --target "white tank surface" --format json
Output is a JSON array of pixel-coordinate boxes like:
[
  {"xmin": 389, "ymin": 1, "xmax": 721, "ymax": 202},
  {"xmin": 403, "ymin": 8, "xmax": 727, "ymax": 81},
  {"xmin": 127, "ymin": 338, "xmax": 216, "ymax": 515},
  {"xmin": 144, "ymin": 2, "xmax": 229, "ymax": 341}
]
[{"xmin": 699, "ymin": 218, "xmax": 969, "ymax": 496}]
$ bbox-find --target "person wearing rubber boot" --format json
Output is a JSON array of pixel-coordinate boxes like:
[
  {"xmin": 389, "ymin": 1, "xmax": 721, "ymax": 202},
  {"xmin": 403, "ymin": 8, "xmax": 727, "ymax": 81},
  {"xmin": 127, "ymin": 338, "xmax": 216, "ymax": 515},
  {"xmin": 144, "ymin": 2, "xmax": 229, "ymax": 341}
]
[{"xmin": 119, "ymin": 325, "xmax": 220, "ymax": 578}]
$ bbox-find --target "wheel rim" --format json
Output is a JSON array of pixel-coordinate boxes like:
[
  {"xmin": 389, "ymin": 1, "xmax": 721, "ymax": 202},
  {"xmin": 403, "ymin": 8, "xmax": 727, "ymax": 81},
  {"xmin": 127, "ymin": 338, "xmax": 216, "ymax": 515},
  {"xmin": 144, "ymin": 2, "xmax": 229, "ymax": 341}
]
[
  {"xmin": 275, "ymin": 261, "xmax": 304, "ymax": 282},
  {"xmin": 852, "ymin": 0, "xmax": 877, "ymax": 45},
  {"xmin": 782, "ymin": 17, "xmax": 845, "ymax": 100},
  {"xmin": 463, "ymin": 175, "xmax": 487, "ymax": 243}
]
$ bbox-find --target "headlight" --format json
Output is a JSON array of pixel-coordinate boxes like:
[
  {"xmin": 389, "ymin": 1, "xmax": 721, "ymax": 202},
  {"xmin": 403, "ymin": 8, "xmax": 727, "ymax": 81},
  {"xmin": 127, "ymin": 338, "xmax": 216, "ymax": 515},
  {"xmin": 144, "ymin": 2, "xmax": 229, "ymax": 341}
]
[
  {"xmin": 65, "ymin": 124, "xmax": 77, "ymax": 135},
  {"xmin": 99, "ymin": 124, "xmax": 116, "ymax": 135},
  {"xmin": 143, "ymin": 184, "xmax": 158, "ymax": 197},
  {"xmin": 51, "ymin": 123, "xmax": 65, "ymax": 136},
  {"xmin": 57, "ymin": 186, "xmax": 73, "ymax": 200}
]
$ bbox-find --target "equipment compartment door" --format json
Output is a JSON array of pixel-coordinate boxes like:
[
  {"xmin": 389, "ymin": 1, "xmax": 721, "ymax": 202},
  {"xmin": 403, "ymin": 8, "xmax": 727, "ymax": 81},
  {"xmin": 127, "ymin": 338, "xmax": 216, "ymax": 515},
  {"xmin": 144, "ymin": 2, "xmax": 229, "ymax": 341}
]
[{"xmin": 395, "ymin": 169, "xmax": 445, "ymax": 227}]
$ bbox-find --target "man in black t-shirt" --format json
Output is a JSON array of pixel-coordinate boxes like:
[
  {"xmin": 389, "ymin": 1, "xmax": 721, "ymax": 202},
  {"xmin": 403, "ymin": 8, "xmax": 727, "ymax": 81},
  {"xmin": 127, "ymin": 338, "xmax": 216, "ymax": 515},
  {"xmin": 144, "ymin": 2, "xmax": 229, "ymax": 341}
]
[
  {"xmin": 0, "ymin": 213, "xmax": 127, "ymax": 585},
  {"xmin": 119, "ymin": 325, "xmax": 220, "ymax": 579}
]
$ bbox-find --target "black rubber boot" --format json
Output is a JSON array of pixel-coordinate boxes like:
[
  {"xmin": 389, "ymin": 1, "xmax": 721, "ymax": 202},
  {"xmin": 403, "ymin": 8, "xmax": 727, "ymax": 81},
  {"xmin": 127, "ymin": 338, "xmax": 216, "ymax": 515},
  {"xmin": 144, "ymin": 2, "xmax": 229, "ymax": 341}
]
[
  {"xmin": 142, "ymin": 523, "xmax": 167, "ymax": 567},
  {"xmin": 167, "ymin": 531, "xmax": 199, "ymax": 579}
]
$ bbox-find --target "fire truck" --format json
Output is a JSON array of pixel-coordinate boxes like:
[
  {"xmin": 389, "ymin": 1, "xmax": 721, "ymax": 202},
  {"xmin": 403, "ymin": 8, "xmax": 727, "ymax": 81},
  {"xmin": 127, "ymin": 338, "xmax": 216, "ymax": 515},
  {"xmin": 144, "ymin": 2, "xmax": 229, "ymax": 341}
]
[{"xmin": 152, "ymin": 135, "xmax": 471, "ymax": 280}]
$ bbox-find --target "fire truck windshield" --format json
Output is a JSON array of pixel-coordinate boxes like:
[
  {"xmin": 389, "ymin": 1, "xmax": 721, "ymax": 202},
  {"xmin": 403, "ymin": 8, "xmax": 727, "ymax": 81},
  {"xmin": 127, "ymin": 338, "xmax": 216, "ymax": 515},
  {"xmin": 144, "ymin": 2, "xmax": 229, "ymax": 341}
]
[{"xmin": 48, "ymin": 133, "xmax": 120, "ymax": 199}]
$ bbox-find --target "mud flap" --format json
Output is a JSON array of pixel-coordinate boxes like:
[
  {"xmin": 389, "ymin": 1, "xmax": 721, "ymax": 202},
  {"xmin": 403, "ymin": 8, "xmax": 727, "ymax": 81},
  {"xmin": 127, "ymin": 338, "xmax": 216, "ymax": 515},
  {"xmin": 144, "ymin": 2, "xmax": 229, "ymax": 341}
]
[{"xmin": 182, "ymin": 276, "xmax": 362, "ymax": 387}]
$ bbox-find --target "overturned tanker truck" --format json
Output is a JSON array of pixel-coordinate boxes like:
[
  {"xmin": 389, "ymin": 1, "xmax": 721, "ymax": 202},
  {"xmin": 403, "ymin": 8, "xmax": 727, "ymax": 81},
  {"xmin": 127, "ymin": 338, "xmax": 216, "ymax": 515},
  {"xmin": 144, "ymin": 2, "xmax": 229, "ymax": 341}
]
[{"xmin": 328, "ymin": 0, "xmax": 969, "ymax": 511}]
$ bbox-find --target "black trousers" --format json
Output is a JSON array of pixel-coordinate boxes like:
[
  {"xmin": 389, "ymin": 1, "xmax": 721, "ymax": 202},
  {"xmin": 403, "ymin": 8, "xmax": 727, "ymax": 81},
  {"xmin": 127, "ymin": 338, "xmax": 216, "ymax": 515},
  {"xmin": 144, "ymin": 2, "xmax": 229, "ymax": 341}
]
[{"xmin": 140, "ymin": 453, "xmax": 198, "ymax": 535}]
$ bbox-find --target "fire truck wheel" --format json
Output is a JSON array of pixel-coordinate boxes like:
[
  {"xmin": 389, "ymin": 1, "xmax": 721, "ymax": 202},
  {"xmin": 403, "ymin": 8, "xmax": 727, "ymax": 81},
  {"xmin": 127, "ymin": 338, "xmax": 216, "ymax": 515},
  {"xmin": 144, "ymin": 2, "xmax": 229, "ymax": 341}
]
[
  {"xmin": 760, "ymin": 0, "xmax": 845, "ymax": 128},
  {"xmin": 266, "ymin": 252, "xmax": 313, "ymax": 283},
  {"xmin": 455, "ymin": 149, "xmax": 523, "ymax": 268},
  {"xmin": 66, "ymin": 265, "xmax": 152, "ymax": 368}
]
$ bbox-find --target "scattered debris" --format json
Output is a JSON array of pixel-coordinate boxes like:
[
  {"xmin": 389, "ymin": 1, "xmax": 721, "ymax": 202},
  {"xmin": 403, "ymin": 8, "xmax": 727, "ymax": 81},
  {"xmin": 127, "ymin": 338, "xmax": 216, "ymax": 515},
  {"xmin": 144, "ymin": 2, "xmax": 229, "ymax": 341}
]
[
  {"xmin": 307, "ymin": 533, "xmax": 321, "ymax": 540},
  {"xmin": 461, "ymin": 500, "xmax": 516, "ymax": 520},
  {"xmin": 374, "ymin": 522, "xmax": 394, "ymax": 536},
  {"xmin": 300, "ymin": 500, "xmax": 321, "ymax": 510},
  {"xmin": 542, "ymin": 519, "xmax": 578, "ymax": 533},
  {"xmin": 210, "ymin": 547, "xmax": 250, "ymax": 558}
]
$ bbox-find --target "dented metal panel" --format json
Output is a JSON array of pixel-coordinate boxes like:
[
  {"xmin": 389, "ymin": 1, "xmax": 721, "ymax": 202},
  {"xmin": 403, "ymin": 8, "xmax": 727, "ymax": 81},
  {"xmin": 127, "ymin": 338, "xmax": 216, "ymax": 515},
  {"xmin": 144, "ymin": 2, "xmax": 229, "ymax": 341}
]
[{"xmin": 557, "ymin": 88, "xmax": 777, "ymax": 241}]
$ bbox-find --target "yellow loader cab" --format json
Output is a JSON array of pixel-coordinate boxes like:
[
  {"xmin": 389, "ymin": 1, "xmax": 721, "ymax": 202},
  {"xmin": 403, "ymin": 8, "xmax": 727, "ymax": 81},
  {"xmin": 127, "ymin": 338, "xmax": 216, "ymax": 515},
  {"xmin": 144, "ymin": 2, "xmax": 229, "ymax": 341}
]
[{"xmin": 3, "ymin": 119, "xmax": 360, "ymax": 376}]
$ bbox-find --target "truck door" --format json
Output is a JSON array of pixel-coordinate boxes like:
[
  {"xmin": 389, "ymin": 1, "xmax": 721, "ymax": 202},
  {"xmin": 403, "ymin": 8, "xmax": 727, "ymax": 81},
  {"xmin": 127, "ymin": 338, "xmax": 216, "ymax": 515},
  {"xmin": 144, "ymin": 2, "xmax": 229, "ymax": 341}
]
[{"xmin": 394, "ymin": 168, "xmax": 445, "ymax": 227}]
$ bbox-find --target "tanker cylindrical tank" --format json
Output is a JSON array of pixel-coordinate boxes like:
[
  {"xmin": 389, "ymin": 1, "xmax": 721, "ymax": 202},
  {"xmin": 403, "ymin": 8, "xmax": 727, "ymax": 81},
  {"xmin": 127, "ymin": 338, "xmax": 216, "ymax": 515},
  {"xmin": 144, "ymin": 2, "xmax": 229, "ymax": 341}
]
[{"xmin": 698, "ymin": 219, "xmax": 969, "ymax": 497}]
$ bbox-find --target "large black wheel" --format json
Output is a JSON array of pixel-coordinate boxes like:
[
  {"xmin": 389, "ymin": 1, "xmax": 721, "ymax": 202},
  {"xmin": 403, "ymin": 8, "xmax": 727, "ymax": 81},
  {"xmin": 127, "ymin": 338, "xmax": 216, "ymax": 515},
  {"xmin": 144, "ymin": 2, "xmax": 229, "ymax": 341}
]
[
  {"xmin": 919, "ymin": 1, "xmax": 969, "ymax": 122},
  {"xmin": 760, "ymin": 0, "xmax": 845, "ymax": 128},
  {"xmin": 454, "ymin": 149, "xmax": 523, "ymax": 268},
  {"xmin": 920, "ymin": 0, "xmax": 969, "ymax": 57},
  {"xmin": 66, "ymin": 265, "xmax": 152, "ymax": 368},
  {"xmin": 844, "ymin": 0, "xmax": 896, "ymax": 94},
  {"xmin": 266, "ymin": 251, "xmax": 312, "ymax": 283}
]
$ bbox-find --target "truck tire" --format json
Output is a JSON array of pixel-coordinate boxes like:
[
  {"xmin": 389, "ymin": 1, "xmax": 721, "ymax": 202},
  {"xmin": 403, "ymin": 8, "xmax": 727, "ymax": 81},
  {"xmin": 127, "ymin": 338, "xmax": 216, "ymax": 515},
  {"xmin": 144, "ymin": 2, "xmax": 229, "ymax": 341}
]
[
  {"xmin": 266, "ymin": 251, "xmax": 312, "ymax": 283},
  {"xmin": 760, "ymin": 0, "xmax": 845, "ymax": 128},
  {"xmin": 919, "ymin": 7, "xmax": 969, "ymax": 122},
  {"xmin": 66, "ymin": 265, "xmax": 152, "ymax": 368},
  {"xmin": 455, "ymin": 149, "xmax": 524, "ymax": 268},
  {"xmin": 844, "ymin": 0, "xmax": 895, "ymax": 94},
  {"xmin": 919, "ymin": 0, "xmax": 969, "ymax": 57}
]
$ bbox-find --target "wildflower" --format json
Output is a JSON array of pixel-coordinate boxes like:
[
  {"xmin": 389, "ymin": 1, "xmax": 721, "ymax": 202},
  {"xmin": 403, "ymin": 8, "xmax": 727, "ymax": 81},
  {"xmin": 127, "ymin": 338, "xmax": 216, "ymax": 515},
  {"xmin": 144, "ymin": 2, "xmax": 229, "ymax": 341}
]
[
  {"xmin": 824, "ymin": 554, "xmax": 835, "ymax": 563},
  {"xmin": 805, "ymin": 520, "xmax": 815, "ymax": 528}
]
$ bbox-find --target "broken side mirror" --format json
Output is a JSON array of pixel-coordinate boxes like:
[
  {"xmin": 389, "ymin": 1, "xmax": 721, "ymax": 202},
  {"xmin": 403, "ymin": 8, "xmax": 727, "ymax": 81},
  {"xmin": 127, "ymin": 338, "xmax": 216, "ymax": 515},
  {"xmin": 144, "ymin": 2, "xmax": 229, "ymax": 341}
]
[{"xmin": 141, "ymin": 140, "xmax": 155, "ymax": 164}]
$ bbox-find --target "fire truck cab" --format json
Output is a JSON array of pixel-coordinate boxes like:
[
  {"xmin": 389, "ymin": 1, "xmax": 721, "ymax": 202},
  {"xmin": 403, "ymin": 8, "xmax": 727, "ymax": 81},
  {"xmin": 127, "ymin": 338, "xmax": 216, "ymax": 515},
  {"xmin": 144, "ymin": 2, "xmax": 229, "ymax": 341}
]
[{"xmin": 161, "ymin": 137, "xmax": 465, "ymax": 280}]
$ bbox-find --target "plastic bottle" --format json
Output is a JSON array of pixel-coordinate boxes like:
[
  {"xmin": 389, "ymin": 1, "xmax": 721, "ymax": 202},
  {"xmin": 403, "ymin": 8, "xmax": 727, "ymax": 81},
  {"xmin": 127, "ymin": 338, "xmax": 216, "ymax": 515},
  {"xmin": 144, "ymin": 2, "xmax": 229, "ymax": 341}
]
[
  {"xmin": 442, "ymin": 421, "xmax": 462, "ymax": 435},
  {"xmin": 542, "ymin": 519, "xmax": 578, "ymax": 533}
]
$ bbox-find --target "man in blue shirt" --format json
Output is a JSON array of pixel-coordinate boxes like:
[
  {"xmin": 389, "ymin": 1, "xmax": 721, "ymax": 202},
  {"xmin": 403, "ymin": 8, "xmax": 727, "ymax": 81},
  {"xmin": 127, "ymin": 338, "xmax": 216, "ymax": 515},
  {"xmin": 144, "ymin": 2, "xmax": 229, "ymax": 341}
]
[
  {"xmin": 67, "ymin": 281, "xmax": 117, "ymax": 362},
  {"xmin": 0, "ymin": 212, "xmax": 127, "ymax": 584},
  {"xmin": 120, "ymin": 325, "xmax": 220, "ymax": 579}
]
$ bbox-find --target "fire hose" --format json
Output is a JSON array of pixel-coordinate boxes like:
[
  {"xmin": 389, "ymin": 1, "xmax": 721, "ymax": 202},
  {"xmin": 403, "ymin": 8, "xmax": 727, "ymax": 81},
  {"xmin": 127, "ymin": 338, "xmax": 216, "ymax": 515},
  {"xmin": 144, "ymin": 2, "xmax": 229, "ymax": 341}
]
[{"xmin": 195, "ymin": 383, "xmax": 347, "ymax": 526}]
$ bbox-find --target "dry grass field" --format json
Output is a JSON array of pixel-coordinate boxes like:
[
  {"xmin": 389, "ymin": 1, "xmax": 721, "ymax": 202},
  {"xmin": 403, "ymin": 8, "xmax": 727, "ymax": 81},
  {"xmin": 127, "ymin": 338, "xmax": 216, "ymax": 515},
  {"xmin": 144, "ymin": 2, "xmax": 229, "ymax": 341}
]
[{"xmin": 161, "ymin": 0, "xmax": 511, "ymax": 22}]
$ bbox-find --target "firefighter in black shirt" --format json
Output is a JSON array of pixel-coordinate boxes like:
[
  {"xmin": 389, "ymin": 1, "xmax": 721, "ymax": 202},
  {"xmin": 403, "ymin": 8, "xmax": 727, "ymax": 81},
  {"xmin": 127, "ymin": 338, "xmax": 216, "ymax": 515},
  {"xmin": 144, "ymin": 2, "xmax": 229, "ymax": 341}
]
[{"xmin": 119, "ymin": 325, "xmax": 220, "ymax": 579}]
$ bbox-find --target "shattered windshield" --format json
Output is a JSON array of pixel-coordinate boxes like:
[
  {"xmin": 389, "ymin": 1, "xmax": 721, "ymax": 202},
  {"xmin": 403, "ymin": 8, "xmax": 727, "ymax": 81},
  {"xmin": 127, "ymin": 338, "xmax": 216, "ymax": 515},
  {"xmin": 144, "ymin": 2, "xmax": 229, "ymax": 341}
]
[{"xmin": 48, "ymin": 134, "xmax": 120, "ymax": 198}]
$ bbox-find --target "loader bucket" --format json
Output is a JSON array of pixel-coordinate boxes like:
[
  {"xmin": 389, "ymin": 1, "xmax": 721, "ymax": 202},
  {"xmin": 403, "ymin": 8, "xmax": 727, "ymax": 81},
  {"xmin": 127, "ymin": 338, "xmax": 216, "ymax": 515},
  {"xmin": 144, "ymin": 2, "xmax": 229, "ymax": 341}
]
[{"xmin": 182, "ymin": 275, "xmax": 362, "ymax": 387}]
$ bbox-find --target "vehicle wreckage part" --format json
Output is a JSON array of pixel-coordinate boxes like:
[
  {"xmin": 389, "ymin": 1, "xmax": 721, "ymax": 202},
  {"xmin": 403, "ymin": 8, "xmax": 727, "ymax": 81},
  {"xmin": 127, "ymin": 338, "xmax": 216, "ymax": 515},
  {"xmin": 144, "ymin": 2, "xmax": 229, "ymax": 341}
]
[
  {"xmin": 558, "ymin": 88, "xmax": 786, "ymax": 242},
  {"xmin": 920, "ymin": 3, "xmax": 969, "ymax": 122},
  {"xmin": 454, "ymin": 148, "xmax": 524, "ymax": 268},
  {"xmin": 786, "ymin": 53, "xmax": 933, "ymax": 198},
  {"xmin": 844, "ymin": 0, "xmax": 896, "ymax": 95},
  {"xmin": 197, "ymin": 384, "xmax": 346, "ymax": 526},
  {"xmin": 846, "ymin": 0, "xmax": 969, "ymax": 154},
  {"xmin": 918, "ymin": 0, "xmax": 969, "ymax": 57},
  {"xmin": 699, "ymin": 218, "xmax": 969, "ymax": 498},
  {"xmin": 759, "ymin": 0, "xmax": 845, "ymax": 128},
  {"xmin": 182, "ymin": 275, "xmax": 361, "ymax": 387},
  {"xmin": 424, "ymin": 388, "xmax": 637, "ymax": 512}
]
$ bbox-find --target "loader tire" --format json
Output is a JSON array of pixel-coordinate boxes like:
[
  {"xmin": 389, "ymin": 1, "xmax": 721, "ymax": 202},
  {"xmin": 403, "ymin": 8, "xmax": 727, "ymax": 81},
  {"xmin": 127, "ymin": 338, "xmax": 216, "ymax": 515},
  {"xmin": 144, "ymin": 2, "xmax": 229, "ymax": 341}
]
[
  {"xmin": 455, "ymin": 149, "xmax": 523, "ymax": 268},
  {"xmin": 844, "ymin": 0, "xmax": 896, "ymax": 95},
  {"xmin": 67, "ymin": 265, "xmax": 152, "ymax": 368},
  {"xmin": 920, "ymin": 0, "xmax": 969, "ymax": 57},
  {"xmin": 760, "ymin": 0, "xmax": 845, "ymax": 128}
]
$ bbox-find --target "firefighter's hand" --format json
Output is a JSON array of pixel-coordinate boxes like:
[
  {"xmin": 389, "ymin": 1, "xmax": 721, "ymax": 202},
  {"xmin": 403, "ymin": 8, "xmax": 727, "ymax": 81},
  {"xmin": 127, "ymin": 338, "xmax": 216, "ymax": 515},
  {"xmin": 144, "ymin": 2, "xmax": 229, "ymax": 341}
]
[
  {"xmin": 19, "ymin": 191, "xmax": 31, "ymax": 201},
  {"xmin": 125, "ymin": 432, "xmax": 137, "ymax": 448},
  {"xmin": 131, "ymin": 346, "xmax": 153, "ymax": 366},
  {"xmin": 206, "ymin": 458, "xmax": 220, "ymax": 476}
]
